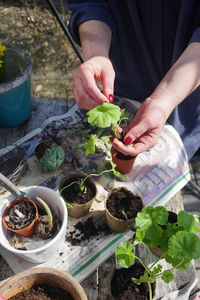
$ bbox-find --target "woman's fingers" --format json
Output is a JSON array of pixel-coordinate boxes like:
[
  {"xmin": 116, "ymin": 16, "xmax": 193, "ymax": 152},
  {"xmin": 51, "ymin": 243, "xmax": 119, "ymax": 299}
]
[
  {"xmin": 72, "ymin": 56, "xmax": 115, "ymax": 109},
  {"xmin": 73, "ymin": 78, "xmax": 101, "ymax": 110}
]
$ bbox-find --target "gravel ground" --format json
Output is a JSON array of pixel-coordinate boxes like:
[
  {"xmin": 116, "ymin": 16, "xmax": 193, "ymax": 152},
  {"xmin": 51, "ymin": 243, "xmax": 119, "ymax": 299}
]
[{"xmin": 0, "ymin": 0, "xmax": 80, "ymax": 99}]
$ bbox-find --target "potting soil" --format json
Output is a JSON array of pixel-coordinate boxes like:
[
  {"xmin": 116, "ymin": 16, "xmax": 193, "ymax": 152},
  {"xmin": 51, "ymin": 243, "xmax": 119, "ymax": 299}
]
[{"xmin": 9, "ymin": 284, "xmax": 74, "ymax": 300}]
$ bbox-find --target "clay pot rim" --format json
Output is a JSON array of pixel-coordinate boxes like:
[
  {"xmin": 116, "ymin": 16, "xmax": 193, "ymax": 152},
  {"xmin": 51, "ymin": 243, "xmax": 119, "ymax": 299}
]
[
  {"xmin": 2, "ymin": 197, "xmax": 39, "ymax": 237},
  {"xmin": 59, "ymin": 172, "xmax": 97, "ymax": 206},
  {"xmin": 0, "ymin": 267, "xmax": 88, "ymax": 300}
]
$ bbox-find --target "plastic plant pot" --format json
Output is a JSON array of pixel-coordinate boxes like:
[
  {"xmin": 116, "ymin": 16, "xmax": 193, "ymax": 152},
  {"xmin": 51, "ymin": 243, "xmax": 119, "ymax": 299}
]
[
  {"xmin": 0, "ymin": 186, "xmax": 68, "ymax": 263},
  {"xmin": 111, "ymin": 146, "xmax": 137, "ymax": 174},
  {"xmin": 0, "ymin": 45, "xmax": 32, "ymax": 127},
  {"xmin": 2, "ymin": 197, "xmax": 39, "ymax": 237}
]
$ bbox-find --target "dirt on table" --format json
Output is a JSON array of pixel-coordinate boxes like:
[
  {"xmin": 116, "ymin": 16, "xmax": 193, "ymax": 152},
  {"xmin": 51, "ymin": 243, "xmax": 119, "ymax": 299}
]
[
  {"xmin": 0, "ymin": 0, "xmax": 80, "ymax": 99},
  {"xmin": 66, "ymin": 212, "xmax": 112, "ymax": 245},
  {"xmin": 9, "ymin": 284, "xmax": 74, "ymax": 300},
  {"xmin": 106, "ymin": 187, "xmax": 143, "ymax": 220}
]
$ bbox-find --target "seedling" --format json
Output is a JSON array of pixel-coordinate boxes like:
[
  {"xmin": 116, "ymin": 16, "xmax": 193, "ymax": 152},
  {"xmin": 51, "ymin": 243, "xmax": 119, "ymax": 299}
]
[
  {"xmin": 115, "ymin": 206, "xmax": 200, "ymax": 300},
  {"xmin": 60, "ymin": 160, "xmax": 121, "ymax": 197},
  {"xmin": 36, "ymin": 196, "xmax": 53, "ymax": 225},
  {"xmin": 85, "ymin": 103, "xmax": 128, "ymax": 155}
]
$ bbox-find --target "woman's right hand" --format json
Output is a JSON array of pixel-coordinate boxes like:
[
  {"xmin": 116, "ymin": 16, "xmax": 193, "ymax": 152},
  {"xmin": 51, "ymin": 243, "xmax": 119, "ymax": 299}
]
[{"xmin": 72, "ymin": 56, "xmax": 115, "ymax": 110}]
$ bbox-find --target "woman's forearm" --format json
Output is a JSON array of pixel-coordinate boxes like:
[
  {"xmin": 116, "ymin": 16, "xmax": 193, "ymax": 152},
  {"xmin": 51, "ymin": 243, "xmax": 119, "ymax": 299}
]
[
  {"xmin": 79, "ymin": 20, "xmax": 112, "ymax": 60},
  {"xmin": 149, "ymin": 42, "xmax": 200, "ymax": 119}
]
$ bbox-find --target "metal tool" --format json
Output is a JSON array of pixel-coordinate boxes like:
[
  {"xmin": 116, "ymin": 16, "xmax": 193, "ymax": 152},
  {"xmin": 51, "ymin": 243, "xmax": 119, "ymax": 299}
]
[{"xmin": 0, "ymin": 172, "xmax": 27, "ymax": 199}]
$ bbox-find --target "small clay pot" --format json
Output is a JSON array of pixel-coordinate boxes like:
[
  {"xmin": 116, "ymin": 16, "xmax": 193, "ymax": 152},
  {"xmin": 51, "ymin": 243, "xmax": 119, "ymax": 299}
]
[
  {"xmin": 59, "ymin": 172, "xmax": 97, "ymax": 218},
  {"xmin": 2, "ymin": 198, "xmax": 39, "ymax": 237},
  {"xmin": 150, "ymin": 211, "xmax": 177, "ymax": 257},
  {"xmin": 111, "ymin": 146, "xmax": 137, "ymax": 174},
  {"xmin": 0, "ymin": 267, "xmax": 88, "ymax": 300},
  {"xmin": 105, "ymin": 187, "xmax": 143, "ymax": 233}
]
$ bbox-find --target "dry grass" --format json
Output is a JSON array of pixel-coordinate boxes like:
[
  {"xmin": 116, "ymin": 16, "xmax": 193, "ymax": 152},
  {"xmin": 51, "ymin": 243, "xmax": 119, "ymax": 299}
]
[{"xmin": 0, "ymin": 0, "xmax": 80, "ymax": 99}]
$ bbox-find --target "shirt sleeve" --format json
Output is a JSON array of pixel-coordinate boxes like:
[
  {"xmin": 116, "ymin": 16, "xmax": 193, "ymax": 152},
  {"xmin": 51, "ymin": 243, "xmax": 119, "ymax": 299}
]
[
  {"xmin": 189, "ymin": 27, "xmax": 200, "ymax": 43},
  {"xmin": 67, "ymin": 0, "xmax": 115, "ymax": 44}
]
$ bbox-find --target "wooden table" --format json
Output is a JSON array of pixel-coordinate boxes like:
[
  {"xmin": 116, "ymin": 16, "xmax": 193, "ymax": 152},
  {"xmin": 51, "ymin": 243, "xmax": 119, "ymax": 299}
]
[{"xmin": 0, "ymin": 98, "xmax": 199, "ymax": 299}]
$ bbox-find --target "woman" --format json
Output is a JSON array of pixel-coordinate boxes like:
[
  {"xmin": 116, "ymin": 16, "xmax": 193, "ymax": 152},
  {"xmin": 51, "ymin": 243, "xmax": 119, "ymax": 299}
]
[{"xmin": 67, "ymin": 0, "xmax": 200, "ymax": 159}]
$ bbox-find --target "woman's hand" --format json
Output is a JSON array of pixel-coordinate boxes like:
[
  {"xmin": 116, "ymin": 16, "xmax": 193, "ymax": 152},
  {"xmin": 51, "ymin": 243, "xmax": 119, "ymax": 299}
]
[
  {"xmin": 112, "ymin": 98, "xmax": 168, "ymax": 156},
  {"xmin": 72, "ymin": 56, "xmax": 115, "ymax": 110}
]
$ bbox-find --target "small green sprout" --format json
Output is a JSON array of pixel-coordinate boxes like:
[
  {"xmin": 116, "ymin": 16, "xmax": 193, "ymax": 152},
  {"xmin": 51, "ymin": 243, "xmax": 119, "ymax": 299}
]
[{"xmin": 36, "ymin": 196, "xmax": 53, "ymax": 225}]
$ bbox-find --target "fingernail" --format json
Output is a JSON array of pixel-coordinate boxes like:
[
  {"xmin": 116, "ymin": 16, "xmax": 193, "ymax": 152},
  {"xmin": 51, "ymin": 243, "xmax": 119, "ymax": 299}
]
[
  {"xmin": 108, "ymin": 94, "xmax": 114, "ymax": 102},
  {"xmin": 124, "ymin": 137, "xmax": 133, "ymax": 145}
]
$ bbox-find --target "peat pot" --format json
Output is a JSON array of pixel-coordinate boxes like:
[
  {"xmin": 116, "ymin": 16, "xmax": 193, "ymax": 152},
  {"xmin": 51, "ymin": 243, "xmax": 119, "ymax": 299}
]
[
  {"xmin": 105, "ymin": 187, "xmax": 143, "ymax": 233},
  {"xmin": 0, "ymin": 267, "xmax": 88, "ymax": 300},
  {"xmin": 59, "ymin": 172, "xmax": 97, "ymax": 218},
  {"xmin": 0, "ymin": 186, "xmax": 68, "ymax": 263},
  {"xmin": 0, "ymin": 45, "xmax": 32, "ymax": 127}
]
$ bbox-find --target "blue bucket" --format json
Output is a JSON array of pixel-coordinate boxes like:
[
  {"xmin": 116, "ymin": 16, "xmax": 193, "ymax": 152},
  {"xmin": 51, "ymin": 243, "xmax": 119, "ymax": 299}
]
[{"xmin": 0, "ymin": 46, "xmax": 32, "ymax": 127}]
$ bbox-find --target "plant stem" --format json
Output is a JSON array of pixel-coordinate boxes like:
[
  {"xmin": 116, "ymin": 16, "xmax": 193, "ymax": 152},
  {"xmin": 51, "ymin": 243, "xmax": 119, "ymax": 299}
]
[
  {"xmin": 135, "ymin": 255, "xmax": 150, "ymax": 273},
  {"xmin": 36, "ymin": 196, "xmax": 53, "ymax": 225},
  {"xmin": 147, "ymin": 281, "xmax": 153, "ymax": 300}
]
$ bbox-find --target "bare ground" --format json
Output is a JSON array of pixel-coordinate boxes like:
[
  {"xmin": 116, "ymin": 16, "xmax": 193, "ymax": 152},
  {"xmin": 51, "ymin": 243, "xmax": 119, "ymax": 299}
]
[{"xmin": 0, "ymin": 0, "xmax": 80, "ymax": 99}]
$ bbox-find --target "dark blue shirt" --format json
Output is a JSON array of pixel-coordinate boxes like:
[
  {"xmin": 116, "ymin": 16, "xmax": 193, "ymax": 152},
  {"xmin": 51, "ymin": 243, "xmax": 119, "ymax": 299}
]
[{"xmin": 67, "ymin": 0, "xmax": 200, "ymax": 159}]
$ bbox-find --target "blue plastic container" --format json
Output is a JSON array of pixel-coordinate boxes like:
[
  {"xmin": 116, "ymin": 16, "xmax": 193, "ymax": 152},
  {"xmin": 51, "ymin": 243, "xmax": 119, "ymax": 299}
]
[{"xmin": 0, "ymin": 46, "xmax": 32, "ymax": 127}]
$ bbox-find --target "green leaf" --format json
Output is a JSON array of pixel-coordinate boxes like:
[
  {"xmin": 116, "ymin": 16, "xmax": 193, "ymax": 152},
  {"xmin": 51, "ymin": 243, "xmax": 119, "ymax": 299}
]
[
  {"xmin": 132, "ymin": 272, "xmax": 149, "ymax": 284},
  {"xmin": 135, "ymin": 206, "xmax": 168, "ymax": 231},
  {"xmin": 167, "ymin": 231, "xmax": 200, "ymax": 260},
  {"xmin": 133, "ymin": 229, "xmax": 145, "ymax": 245},
  {"xmin": 150, "ymin": 264, "xmax": 162, "ymax": 278},
  {"xmin": 143, "ymin": 225, "xmax": 163, "ymax": 247},
  {"xmin": 86, "ymin": 103, "xmax": 122, "ymax": 128},
  {"xmin": 161, "ymin": 270, "xmax": 174, "ymax": 283},
  {"xmin": 178, "ymin": 210, "xmax": 196, "ymax": 232},
  {"xmin": 160, "ymin": 223, "xmax": 181, "ymax": 253},
  {"xmin": 165, "ymin": 254, "xmax": 190, "ymax": 270},
  {"xmin": 115, "ymin": 241, "xmax": 135, "ymax": 268},
  {"xmin": 85, "ymin": 134, "xmax": 97, "ymax": 155}
]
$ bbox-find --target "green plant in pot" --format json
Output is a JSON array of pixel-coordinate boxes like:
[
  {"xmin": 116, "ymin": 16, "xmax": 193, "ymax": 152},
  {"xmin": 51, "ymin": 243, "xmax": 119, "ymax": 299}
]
[
  {"xmin": 59, "ymin": 161, "xmax": 121, "ymax": 218},
  {"xmin": 85, "ymin": 103, "xmax": 136, "ymax": 174},
  {"xmin": 114, "ymin": 206, "xmax": 200, "ymax": 300},
  {"xmin": 0, "ymin": 44, "xmax": 32, "ymax": 127}
]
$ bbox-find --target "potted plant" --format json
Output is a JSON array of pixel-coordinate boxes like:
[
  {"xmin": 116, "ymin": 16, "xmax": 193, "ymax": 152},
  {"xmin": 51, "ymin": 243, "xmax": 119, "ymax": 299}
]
[
  {"xmin": 114, "ymin": 206, "xmax": 200, "ymax": 300},
  {"xmin": 0, "ymin": 45, "xmax": 32, "ymax": 127},
  {"xmin": 85, "ymin": 103, "xmax": 137, "ymax": 174},
  {"xmin": 35, "ymin": 141, "xmax": 65, "ymax": 172},
  {"xmin": 0, "ymin": 267, "xmax": 88, "ymax": 300},
  {"xmin": 105, "ymin": 187, "xmax": 143, "ymax": 232},
  {"xmin": 0, "ymin": 186, "xmax": 68, "ymax": 263},
  {"xmin": 59, "ymin": 161, "xmax": 121, "ymax": 218},
  {"xmin": 2, "ymin": 197, "xmax": 39, "ymax": 237}
]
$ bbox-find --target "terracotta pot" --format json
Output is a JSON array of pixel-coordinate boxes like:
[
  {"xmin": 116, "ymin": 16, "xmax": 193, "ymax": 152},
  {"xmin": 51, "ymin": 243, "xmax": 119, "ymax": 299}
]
[
  {"xmin": 59, "ymin": 172, "xmax": 97, "ymax": 218},
  {"xmin": 111, "ymin": 146, "xmax": 137, "ymax": 174},
  {"xmin": 105, "ymin": 187, "xmax": 143, "ymax": 233},
  {"xmin": 150, "ymin": 211, "xmax": 177, "ymax": 257},
  {"xmin": 0, "ymin": 267, "xmax": 88, "ymax": 300},
  {"xmin": 2, "ymin": 197, "xmax": 39, "ymax": 237}
]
